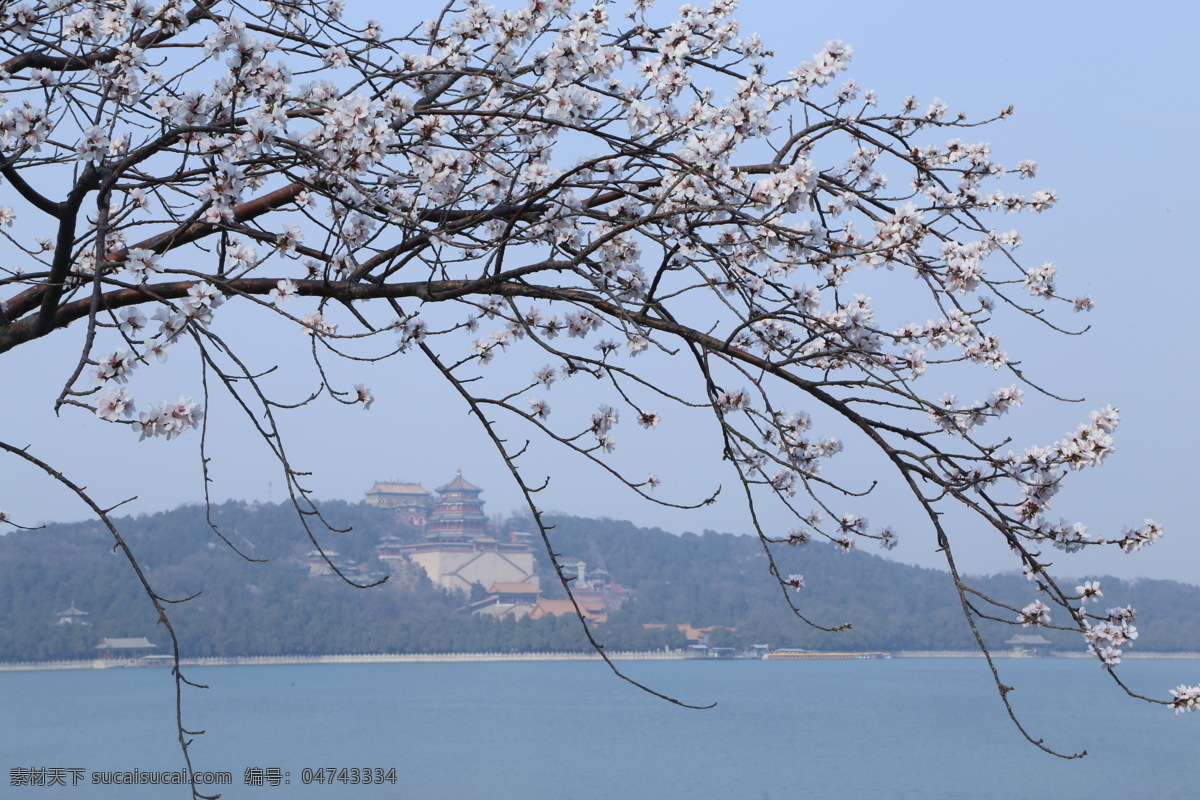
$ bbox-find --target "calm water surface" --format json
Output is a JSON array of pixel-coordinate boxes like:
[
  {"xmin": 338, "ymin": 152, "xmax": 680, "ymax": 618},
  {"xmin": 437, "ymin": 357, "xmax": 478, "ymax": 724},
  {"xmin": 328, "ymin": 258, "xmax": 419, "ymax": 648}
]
[{"xmin": 2, "ymin": 658, "xmax": 1196, "ymax": 799}]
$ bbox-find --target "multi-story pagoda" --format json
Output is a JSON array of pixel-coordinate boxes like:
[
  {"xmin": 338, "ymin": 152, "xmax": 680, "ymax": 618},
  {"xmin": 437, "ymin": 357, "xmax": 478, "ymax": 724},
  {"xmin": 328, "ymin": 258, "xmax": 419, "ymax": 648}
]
[
  {"xmin": 374, "ymin": 471, "xmax": 538, "ymax": 595},
  {"xmin": 426, "ymin": 470, "xmax": 489, "ymax": 541}
]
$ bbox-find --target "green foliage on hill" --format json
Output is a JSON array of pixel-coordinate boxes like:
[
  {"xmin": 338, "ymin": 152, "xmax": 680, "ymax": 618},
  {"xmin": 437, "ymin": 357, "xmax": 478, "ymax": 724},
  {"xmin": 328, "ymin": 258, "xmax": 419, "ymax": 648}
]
[
  {"xmin": 1, "ymin": 502, "xmax": 1197, "ymax": 662},
  {"xmin": 541, "ymin": 514, "xmax": 1200, "ymax": 652}
]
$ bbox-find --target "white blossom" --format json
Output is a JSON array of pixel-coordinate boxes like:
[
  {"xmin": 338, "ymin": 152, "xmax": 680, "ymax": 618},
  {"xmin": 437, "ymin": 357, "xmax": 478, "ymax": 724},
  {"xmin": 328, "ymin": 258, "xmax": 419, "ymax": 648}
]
[
  {"xmin": 183, "ymin": 282, "xmax": 225, "ymax": 325},
  {"xmin": 1076, "ymin": 581, "xmax": 1102, "ymax": 603},
  {"xmin": 124, "ymin": 249, "xmax": 162, "ymax": 283},
  {"xmin": 1018, "ymin": 599, "xmax": 1050, "ymax": 627},
  {"xmin": 95, "ymin": 388, "xmax": 135, "ymax": 421},
  {"xmin": 76, "ymin": 125, "xmax": 110, "ymax": 163},
  {"xmin": 301, "ymin": 310, "xmax": 337, "ymax": 336},
  {"xmin": 1169, "ymin": 685, "xmax": 1200, "ymax": 714},
  {"xmin": 118, "ymin": 308, "xmax": 149, "ymax": 338},
  {"xmin": 354, "ymin": 384, "xmax": 374, "ymax": 410},
  {"xmin": 270, "ymin": 279, "xmax": 298, "ymax": 306},
  {"xmin": 1119, "ymin": 520, "xmax": 1163, "ymax": 554},
  {"xmin": 93, "ymin": 350, "xmax": 136, "ymax": 386},
  {"xmin": 135, "ymin": 396, "xmax": 203, "ymax": 441}
]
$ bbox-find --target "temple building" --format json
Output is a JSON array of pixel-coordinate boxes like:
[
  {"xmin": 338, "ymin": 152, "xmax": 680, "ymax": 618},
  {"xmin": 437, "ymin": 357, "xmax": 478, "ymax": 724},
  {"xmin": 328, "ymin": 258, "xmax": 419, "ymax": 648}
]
[
  {"xmin": 95, "ymin": 637, "xmax": 156, "ymax": 661},
  {"xmin": 56, "ymin": 604, "xmax": 89, "ymax": 625},
  {"xmin": 364, "ymin": 481, "xmax": 433, "ymax": 526},
  {"xmin": 463, "ymin": 582, "xmax": 543, "ymax": 619},
  {"xmin": 375, "ymin": 472, "xmax": 539, "ymax": 595},
  {"xmin": 363, "ymin": 472, "xmax": 636, "ymax": 620},
  {"xmin": 558, "ymin": 559, "xmax": 633, "ymax": 613},
  {"xmin": 397, "ymin": 538, "xmax": 538, "ymax": 595},
  {"xmin": 426, "ymin": 471, "xmax": 489, "ymax": 540}
]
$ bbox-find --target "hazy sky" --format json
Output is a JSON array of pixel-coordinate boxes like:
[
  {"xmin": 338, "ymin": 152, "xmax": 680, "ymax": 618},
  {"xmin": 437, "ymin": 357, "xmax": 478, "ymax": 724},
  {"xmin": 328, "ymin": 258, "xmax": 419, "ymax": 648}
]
[{"xmin": 3, "ymin": 1, "xmax": 1198, "ymax": 587}]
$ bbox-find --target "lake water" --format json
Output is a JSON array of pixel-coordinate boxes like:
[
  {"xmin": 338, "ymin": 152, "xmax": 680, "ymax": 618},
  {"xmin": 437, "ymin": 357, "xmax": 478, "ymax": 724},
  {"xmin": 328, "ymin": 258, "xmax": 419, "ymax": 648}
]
[{"xmin": 2, "ymin": 658, "xmax": 1196, "ymax": 799}]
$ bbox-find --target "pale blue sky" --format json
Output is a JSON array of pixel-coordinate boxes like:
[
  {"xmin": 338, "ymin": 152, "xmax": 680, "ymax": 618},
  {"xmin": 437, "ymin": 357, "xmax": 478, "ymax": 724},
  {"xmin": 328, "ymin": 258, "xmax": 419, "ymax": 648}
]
[{"xmin": 3, "ymin": 1, "xmax": 1198, "ymax": 586}]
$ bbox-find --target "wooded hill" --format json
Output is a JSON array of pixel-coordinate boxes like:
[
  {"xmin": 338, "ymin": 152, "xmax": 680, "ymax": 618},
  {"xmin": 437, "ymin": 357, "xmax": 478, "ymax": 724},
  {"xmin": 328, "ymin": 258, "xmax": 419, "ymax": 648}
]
[{"xmin": 2, "ymin": 502, "xmax": 1197, "ymax": 661}]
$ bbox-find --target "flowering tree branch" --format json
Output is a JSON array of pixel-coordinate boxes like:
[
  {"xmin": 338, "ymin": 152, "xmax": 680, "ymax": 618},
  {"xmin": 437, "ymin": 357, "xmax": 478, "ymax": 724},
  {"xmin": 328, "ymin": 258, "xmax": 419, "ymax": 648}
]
[{"xmin": 1, "ymin": 0, "xmax": 1194, "ymax": 793}]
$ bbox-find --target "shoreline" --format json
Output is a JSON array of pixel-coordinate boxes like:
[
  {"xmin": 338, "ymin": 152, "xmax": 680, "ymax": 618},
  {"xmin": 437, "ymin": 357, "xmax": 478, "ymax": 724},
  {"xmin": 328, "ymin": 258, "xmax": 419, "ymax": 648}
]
[{"xmin": 2, "ymin": 649, "xmax": 1199, "ymax": 672}]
